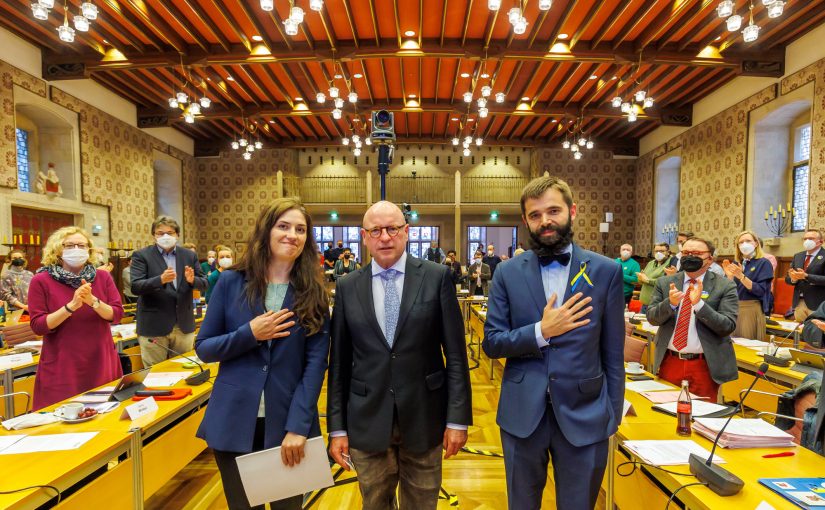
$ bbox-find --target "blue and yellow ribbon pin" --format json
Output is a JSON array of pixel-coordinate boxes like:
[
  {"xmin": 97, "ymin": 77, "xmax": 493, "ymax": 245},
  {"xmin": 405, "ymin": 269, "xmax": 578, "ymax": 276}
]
[{"xmin": 571, "ymin": 262, "xmax": 594, "ymax": 292}]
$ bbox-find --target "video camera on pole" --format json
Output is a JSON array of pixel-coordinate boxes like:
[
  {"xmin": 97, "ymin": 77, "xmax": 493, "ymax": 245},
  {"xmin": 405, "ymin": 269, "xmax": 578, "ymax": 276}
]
[{"xmin": 371, "ymin": 110, "xmax": 395, "ymax": 200}]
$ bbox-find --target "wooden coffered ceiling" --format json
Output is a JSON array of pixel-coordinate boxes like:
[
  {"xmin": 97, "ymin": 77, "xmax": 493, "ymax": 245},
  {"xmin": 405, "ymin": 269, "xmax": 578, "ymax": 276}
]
[{"xmin": 3, "ymin": 0, "xmax": 823, "ymax": 156}]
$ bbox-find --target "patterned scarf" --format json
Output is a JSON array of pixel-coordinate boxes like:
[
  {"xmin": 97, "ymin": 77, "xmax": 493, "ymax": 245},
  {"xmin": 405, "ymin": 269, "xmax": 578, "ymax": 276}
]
[{"xmin": 37, "ymin": 263, "xmax": 97, "ymax": 288}]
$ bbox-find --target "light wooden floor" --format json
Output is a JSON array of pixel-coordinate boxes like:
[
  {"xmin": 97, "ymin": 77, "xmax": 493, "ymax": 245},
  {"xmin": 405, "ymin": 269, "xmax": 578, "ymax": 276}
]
[{"xmin": 146, "ymin": 339, "xmax": 607, "ymax": 510}]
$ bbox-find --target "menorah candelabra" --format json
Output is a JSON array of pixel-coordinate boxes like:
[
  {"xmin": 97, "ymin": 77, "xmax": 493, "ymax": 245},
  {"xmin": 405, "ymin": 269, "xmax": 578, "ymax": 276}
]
[
  {"xmin": 661, "ymin": 223, "xmax": 678, "ymax": 245},
  {"xmin": 764, "ymin": 204, "xmax": 795, "ymax": 238}
]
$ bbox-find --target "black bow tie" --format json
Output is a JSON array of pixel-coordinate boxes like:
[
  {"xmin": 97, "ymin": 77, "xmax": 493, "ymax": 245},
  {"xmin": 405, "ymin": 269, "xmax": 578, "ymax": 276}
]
[{"xmin": 538, "ymin": 252, "xmax": 571, "ymax": 267}]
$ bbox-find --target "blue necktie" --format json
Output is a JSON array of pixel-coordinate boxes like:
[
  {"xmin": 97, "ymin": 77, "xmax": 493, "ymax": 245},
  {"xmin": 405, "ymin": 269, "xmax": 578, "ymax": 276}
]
[{"xmin": 380, "ymin": 269, "xmax": 400, "ymax": 347}]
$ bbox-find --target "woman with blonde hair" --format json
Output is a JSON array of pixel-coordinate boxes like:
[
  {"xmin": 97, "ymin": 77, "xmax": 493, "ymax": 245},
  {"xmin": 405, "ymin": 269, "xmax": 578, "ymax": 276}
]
[
  {"xmin": 28, "ymin": 226, "xmax": 124, "ymax": 410},
  {"xmin": 724, "ymin": 230, "xmax": 774, "ymax": 341},
  {"xmin": 196, "ymin": 198, "xmax": 329, "ymax": 510},
  {"xmin": 204, "ymin": 244, "xmax": 234, "ymax": 303}
]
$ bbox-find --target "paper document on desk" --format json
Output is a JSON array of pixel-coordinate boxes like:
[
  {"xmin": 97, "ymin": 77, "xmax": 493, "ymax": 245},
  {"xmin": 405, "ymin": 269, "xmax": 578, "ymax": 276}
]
[
  {"xmin": 143, "ymin": 372, "xmax": 192, "ymax": 387},
  {"xmin": 169, "ymin": 356, "xmax": 204, "ymax": 364},
  {"xmin": 236, "ymin": 436, "xmax": 334, "ymax": 506},
  {"xmin": 625, "ymin": 380, "xmax": 672, "ymax": 392},
  {"xmin": 732, "ymin": 337, "xmax": 768, "ymax": 348},
  {"xmin": 0, "ymin": 352, "xmax": 34, "ymax": 369},
  {"xmin": 654, "ymin": 400, "xmax": 730, "ymax": 417},
  {"xmin": 0, "ymin": 432, "xmax": 98, "ymax": 454},
  {"xmin": 693, "ymin": 418, "xmax": 796, "ymax": 449},
  {"xmin": 623, "ymin": 440, "xmax": 725, "ymax": 466},
  {"xmin": 0, "ymin": 435, "xmax": 27, "ymax": 451},
  {"xmin": 639, "ymin": 390, "xmax": 704, "ymax": 404}
]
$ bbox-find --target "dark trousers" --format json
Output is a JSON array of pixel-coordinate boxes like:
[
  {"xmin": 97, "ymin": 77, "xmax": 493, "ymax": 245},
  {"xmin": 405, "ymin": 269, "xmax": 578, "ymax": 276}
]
[
  {"xmin": 212, "ymin": 418, "xmax": 304, "ymax": 510},
  {"xmin": 624, "ymin": 294, "xmax": 632, "ymax": 306},
  {"xmin": 501, "ymin": 404, "xmax": 608, "ymax": 510},
  {"xmin": 349, "ymin": 417, "xmax": 442, "ymax": 510}
]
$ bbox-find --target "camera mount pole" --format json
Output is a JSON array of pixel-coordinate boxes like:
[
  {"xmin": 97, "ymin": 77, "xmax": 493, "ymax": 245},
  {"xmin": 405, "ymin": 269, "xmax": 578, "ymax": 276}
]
[{"xmin": 377, "ymin": 144, "xmax": 391, "ymax": 201}]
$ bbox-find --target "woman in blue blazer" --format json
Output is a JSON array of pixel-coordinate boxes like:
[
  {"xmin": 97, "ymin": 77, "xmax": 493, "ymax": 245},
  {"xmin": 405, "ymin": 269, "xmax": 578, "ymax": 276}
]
[{"xmin": 196, "ymin": 198, "xmax": 330, "ymax": 510}]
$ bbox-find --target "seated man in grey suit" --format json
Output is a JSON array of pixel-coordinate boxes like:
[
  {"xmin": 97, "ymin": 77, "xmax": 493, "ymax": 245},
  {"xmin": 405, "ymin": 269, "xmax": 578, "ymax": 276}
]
[
  {"xmin": 468, "ymin": 251, "xmax": 491, "ymax": 296},
  {"xmin": 647, "ymin": 236, "xmax": 739, "ymax": 401},
  {"xmin": 131, "ymin": 216, "xmax": 207, "ymax": 366}
]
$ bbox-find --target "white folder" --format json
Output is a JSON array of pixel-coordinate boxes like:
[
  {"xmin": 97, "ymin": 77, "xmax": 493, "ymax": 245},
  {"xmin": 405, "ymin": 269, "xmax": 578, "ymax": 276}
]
[{"xmin": 236, "ymin": 436, "xmax": 334, "ymax": 506}]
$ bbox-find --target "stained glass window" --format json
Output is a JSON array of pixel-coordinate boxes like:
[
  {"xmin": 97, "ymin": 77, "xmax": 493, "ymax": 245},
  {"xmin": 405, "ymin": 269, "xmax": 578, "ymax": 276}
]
[{"xmin": 16, "ymin": 129, "xmax": 30, "ymax": 192}]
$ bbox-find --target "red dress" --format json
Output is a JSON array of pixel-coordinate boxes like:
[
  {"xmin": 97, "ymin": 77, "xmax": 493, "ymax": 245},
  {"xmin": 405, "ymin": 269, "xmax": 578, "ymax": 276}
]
[{"xmin": 28, "ymin": 269, "xmax": 124, "ymax": 410}]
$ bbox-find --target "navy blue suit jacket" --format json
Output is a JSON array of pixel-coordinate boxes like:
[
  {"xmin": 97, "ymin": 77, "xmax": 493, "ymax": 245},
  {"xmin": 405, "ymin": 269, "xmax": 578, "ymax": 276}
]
[
  {"xmin": 195, "ymin": 270, "xmax": 329, "ymax": 453},
  {"xmin": 482, "ymin": 246, "xmax": 625, "ymax": 447}
]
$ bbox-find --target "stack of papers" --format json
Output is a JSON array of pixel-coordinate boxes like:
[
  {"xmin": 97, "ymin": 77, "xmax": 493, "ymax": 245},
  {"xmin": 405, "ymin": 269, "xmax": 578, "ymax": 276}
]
[
  {"xmin": 639, "ymin": 391, "xmax": 704, "ymax": 404},
  {"xmin": 732, "ymin": 337, "xmax": 769, "ymax": 351},
  {"xmin": 653, "ymin": 400, "xmax": 731, "ymax": 417},
  {"xmin": 0, "ymin": 432, "xmax": 98, "ymax": 454},
  {"xmin": 625, "ymin": 380, "xmax": 673, "ymax": 392},
  {"xmin": 623, "ymin": 440, "xmax": 725, "ymax": 466},
  {"xmin": 110, "ymin": 323, "xmax": 137, "ymax": 338},
  {"xmin": 143, "ymin": 371, "xmax": 192, "ymax": 387},
  {"xmin": 693, "ymin": 418, "xmax": 796, "ymax": 449}
]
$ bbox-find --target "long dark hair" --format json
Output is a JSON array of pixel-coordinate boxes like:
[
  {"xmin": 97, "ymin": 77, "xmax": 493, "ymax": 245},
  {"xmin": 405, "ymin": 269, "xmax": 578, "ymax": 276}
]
[{"xmin": 235, "ymin": 198, "xmax": 329, "ymax": 335}]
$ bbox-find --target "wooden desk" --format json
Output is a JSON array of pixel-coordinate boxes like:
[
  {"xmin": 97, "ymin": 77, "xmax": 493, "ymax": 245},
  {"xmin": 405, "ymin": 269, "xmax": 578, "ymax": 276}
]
[
  {"xmin": 721, "ymin": 344, "xmax": 807, "ymax": 415},
  {"xmin": 0, "ymin": 355, "xmax": 215, "ymax": 510}
]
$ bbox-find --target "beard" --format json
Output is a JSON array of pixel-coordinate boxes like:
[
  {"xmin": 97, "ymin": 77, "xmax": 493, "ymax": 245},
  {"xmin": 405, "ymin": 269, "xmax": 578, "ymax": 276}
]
[{"xmin": 527, "ymin": 215, "xmax": 574, "ymax": 257}]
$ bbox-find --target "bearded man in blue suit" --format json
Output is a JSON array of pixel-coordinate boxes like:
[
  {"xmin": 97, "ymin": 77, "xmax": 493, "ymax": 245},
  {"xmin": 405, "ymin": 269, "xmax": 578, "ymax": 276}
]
[{"xmin": 482, "ymin": 176, "xmax": 625, "ymax": 510}]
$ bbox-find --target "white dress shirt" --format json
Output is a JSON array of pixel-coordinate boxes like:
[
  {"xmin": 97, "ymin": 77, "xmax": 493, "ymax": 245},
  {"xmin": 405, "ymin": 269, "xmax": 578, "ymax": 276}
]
[
  {"xmin": 533, "ymin": 245, "xmax": 574, "ymax": 346},
  {"xmin": 667, "ymin": 272, "xmax": 707, "ymax": 354}
]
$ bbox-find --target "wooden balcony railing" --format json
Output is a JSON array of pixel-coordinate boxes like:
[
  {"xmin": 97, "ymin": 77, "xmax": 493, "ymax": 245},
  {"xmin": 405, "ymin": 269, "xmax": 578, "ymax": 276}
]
[
  {"xmin": 461, "ymin": 176, "xmax": 527, "ymax": 203},
  {"xmin": 284, "ymin": 176, "xmax": 366, "ymax": 203},
  {"xmin": 374, "ymin": 176, "xmax": 455, "ymax": 203}
]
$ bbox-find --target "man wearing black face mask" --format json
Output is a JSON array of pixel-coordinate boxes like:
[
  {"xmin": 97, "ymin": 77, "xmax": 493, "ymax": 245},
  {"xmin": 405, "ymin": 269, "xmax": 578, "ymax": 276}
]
[
  {"xmin": 646, "ymin": 237, "xmax": 739, "ymax": 401},
  {"xmin": 1, "ymin": 249, "xmax": 34, "ymax": 312},
  {"xmin": 482, "ymin": 176, "xmax": 625, "ymax": 510}
]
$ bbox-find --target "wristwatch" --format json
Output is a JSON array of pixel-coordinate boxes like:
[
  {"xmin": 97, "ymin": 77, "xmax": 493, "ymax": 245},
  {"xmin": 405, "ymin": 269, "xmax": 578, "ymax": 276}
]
[{"xmin": 92, "ymin": 298, "xmax": 101, "ymax": 309}]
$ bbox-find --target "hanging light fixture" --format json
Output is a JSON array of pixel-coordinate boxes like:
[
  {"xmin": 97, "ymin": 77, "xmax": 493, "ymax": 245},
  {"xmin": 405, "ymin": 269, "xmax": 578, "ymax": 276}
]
[
  {"xmin": 284, "ymin": 18, "xmax": 299, "ymax": 36},
  {"xmin": 353, "ymin": 147, "xmax": 362, "ymax": 156},
  {"xmin": 328, "ymin": 86, "xmax": 339, "ymax": 98},
  {"xmin": 726, "ymin": 14, "xmax": 743, "ymax": 32},
  {"xmin": 767, "ymin": 1, "xmax": 784, "ymax": 18},
  {"xmin": 611, "ymin": 96, "xmax": 622, "ymax": 108},
  {"xmin": 620, "ymin": 102, "xmax": 631, "ymax": 113},
  {"xmin": 332, "ymin": 108, "xmax": 342, "ymax": 119},
  {"xmin": 507, "ymin": 7, "xmax": 521, "ymax": 25},
  {"xmin": 334, "ymin": 97, "xmax": 344, "ymax": 109},
  {"xmin": 742, "ymin": 1, "xmax": 760, "ymax": 43},
  {"xmin": 80, "ymin": 1, "xmax": 97, "ymax": 19},
  {"xmin": 634, "ymin": 90, "xmax": 646, "ymax": 102},
  {"xmin": 513, "ymin": 16, "xmax": 528, "ymax": 35},
  {"xmin": 289, "ymin": 6, "xmax": 304, "ymax": 23},
  {"xmin": 481, "ymin": 85, "xmax": 492, "ymax": 97},
  {"xmin": 40, "ymin": 0, "xmax": 55, "ymax": 7},
  {"xmin": 73, "ymin": 14, "xmax": 89, "ymax": 31},
  {"xmin": 342, "ymin": 137, "xmax": 349, "ymax": 146},
  {"xmin": 176, "ymin": 91, "xmax": 189, "ymax": 104},
  {"xmin": 316, "ymin": 92, "xmax": 326, "ymax": 104},
  {"xmin": 463, "ymin": 91, "xmax": 473, "ymax": 103},
  {"xmin": 717, "ymin": 0, "xmax": 734, "ymax": 18},
  {"xmin": 495, "ymin": 92, "xmax": 506, "ymax": 103},
  {"xmin": 479, "ymin": 107, "xmax": 489, "ymax": 118},
  {"xmin": 586, "ymin": 140, "xmax": 594, "ymax": 149},
  {"xmin": 239, "ymin": 137, "xmax": 248, "ymax": 147},
  {"xmin": 183, "ymin": 112, "xmax": 195, "ymax": 123},
  {"xmin": 487, "ymin": 0, "xmax": 501, "ymax": 10},
  {"xmin": 231, "ymin": 140, "xmax": 239, "ymax": 150},
  {"xmin": 242, "ymin": 152, "xmax": 252, "ymax": 160},
  {"xmin": 310, "ymin": 0, "xmax": 323, "ymax": 11},
  {"xmin": 188, "ymin": 102, "xmax": 201, "ymax": 115},
  {"xmin": 452, "ymin": 137, "xmax": 459, "ymax": 146},
  {"xmin": 475, "ymin": 137, "xmax": 483, "ymax": 146},
  {"xmin": 627, "ymin": 110, "xmax": 638, "ymax": 122},
  {"xmin": 570, "ymin": 144, "xmax": 579, "ymax": 153},
  {"xmin": 31, "ymin": 3, "xmax": 49, "ymax": 20},
  {"xmin": 365, "ymin": 137, "xmax": 372, "ymax": 145},
  {"xmin": 348, "ymin": 91, "xmax": 358, "ymax": 103},
  {"xmin": 538, "ymin": 0, "xmax": 552, "ymax": 10},
  {"xmin": 254, "ymin": 140, "xmax": 263, "ymax": 150},
  {"xmin": 643, "ymin": 97, "xmax": 654, "ymax": 109},
  {"xmin": 562, "ymin": 139, "xmax": 570, "ymax": 149},
  {"xmin": 199, "ymin": 97, "xmax": 211, "ymax": 108},
  {"xmin": 57, "ymin": 17, "xmax": 75, "ymax": 42},
  {"xmin": 577, "ymin": 136, "xmax": 587, "ymax": 146},
  {"xmin": 463, "ymin": 148, "xmax": 471, "ymax": 157},
  {"xmin": 574, "ymin": 151, "xmax": 583, "ymax": 160},
  {"xmin": 477, "ymin": 97, "xmax": 487, "ymax": 108},
  {"xmin": 260, "ymin": 0, "xmax": 274, "ymax": 11}
]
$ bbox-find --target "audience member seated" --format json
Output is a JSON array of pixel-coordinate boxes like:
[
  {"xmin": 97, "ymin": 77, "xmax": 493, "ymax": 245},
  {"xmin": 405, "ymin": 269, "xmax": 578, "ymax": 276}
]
[
  {"xmin": 28, "ymin": 226, "xmax": 123, "ymax": 410},
  {"xmin": 0, "ymin": 249, "xmax": 34, "ymax": 312},
  {"xmin": 333, "ymin": 247, "xmax": 358, "ymax": 281}
]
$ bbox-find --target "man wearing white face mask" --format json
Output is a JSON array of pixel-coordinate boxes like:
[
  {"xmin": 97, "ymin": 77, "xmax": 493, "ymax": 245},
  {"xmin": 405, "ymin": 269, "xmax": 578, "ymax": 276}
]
[
  {"xmin": 637, "ymin": 242, "xmax": 673, "ymax": 312},
  {"xmin": 786, "ymin": 229, "xmax": 825, "ymax": 321},
  {"xmin": 665, "ymin": 230, "xmax": 694, "ymax": 276},
  {"xmin": 615, "ymin": 244, "xmax": 640, "ymax": 306},
  {"xmin": 205, "ymin": 245, "xmax": 234, "ymax": 304},
  {"xmin": 131, "ymin": 216, "xmax": 208, "ymax": 367}
]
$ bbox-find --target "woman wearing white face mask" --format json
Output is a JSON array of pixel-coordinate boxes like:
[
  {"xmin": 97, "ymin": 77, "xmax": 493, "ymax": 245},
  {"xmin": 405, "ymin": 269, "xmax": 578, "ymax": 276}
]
[
  {"xmin": 201, "ymin": 250, "xmax": 218, "ymax": 277},
  {"xmin": 27, "ymin": 226, "xmax": 124, "ymax": 410},
  {"xmin": 636, "ymin": 242, "xmax": 673, "ymax": 312},
  {"xmin": 205, "ymin": 245, "xmax": 234, "ymax": 304},
  {"xmin": 723, "ymin": 230, "xmax": 774, "ymax": 341}
]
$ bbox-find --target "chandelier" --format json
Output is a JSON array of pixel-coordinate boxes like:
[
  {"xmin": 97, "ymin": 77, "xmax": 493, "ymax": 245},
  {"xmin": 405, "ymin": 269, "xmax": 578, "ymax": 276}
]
[
  {"xmin": 260, "ymin": 0, "xmax": 323, "ymax": 36},
  {"xmin": 231, "ymin": 118, "xmax": 264, "ymax": 160},
  {"xmin": 487, "ymin": 0, "xmax": 551, "ymax": 34},
  {"xmin": 318, "ymin": 59, "xmax": 358, "ymax": 121},
  {"xmin": 449, "ymin": 118, "xmax": 483, "ymax": 158},
  {"xmin": 166, "ymin": 58, "xmax": 211, "ymax": 124},
  {"xmin": 341, "ymin": 120, "xmax": 372, "ymax": 158},
  {"xmin": 717, "ymin": 0, "xmax": 785, "ymax": 43},
  {"xmin": 31, "ymin": 0, "xmax": 99, "ymax": 43},
  {"xmin": 560, "ymin": 118, "xmax": 594, "ymax": 160},
  {"xmin": 610, "ymin": 56, "xmax": 653, "ymax": 123}
]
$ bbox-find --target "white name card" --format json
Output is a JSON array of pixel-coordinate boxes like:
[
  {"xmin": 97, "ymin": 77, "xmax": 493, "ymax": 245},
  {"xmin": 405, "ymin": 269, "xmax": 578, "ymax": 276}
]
[
  {"xmin": 0, "ymin": 352, "xmax": 34, "ymax": 369},
  {"xmin": 623, "ymin": 399, "xmax": 637, "ymax": 418},
  {"xmin": 120, "ymin": 397, "xmax": 158, "ymax": 421}
]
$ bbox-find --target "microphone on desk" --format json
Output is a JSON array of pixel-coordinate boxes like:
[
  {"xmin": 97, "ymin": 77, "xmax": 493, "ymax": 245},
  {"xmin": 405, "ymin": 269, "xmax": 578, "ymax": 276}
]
[
  {"xmin": 688, "ymin": 361, "xmax": 770, "ymax": 496},
  {"xmin": 147, "ymin": 339, "xmax": 211, "ymax": 386},
  {"xmin": 764, "ymin": 321, "xmax": 803, "ymax": 367}
]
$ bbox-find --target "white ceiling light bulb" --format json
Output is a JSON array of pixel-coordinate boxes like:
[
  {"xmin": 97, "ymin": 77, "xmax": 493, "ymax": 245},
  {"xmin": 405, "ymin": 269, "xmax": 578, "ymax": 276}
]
[
  {"xmin": 176, "ymin": 92, "xmax": 188, "ymax": 104},
  {"xmin": 463, "ymin": 148, "xmax": 471, "ymax": 157},
  {"xmin": 717, "ymin": 0, "xmax": 734, "ymax": 18},
  {"xmin": 487, "ymin": 0, "xmax": 501, "ymax": 10},
  {"xmin": 627, "ymin": 110, "xmax": 638, "ymax": 122},
  {"xmin": 508, "ymin": 7, "xmax": 521, "ymax": 25},
  {"xmin": 365, "ymin": 137, "xmax": 372, "ymax": 145},
  {"xmin": 463, "ymin": 141, "xmax": 470, "ymax": 149},
  {"xmin": 634, "ymin": 90, "xmax": 646, "ymax": 102},
  {"xmin": 188, "ymin": 102, "xmax": 201, "ymax": 115},
  {"xmin": 348, "ymin": 91, "xmax": 358, "ymax": 103},
  {"xmin": 334, "ymin": 97, "xmax": 344, "ymax": 109},
  {"xmin": 570, "ymin": 144, "xmax": 579, "ymax": 152},
  {"xmin": 643, "ymin": 97, "xmax": 654, "ymax": 109},
  {"xmin": 562, "ymin": 140, "xmax": 570, "ymax": 149},
  {"xmin": 260, "ymin": 0, "xmax": 274, "ymax": 11},
  {"xmin": 199, "ymin": 97, "xmax": 211, "ymax": 108},
  {"xmin": 513, "ymin": 16, "xmax": 528, "ymax": 35},
  {"xmin": 479, "ymin": 107, "xmax": 489, "ymax": 118},
  {"xmin": 767, "ymin": 1, "xmax": 784, "ymax": 18},
  {"xmin": 289, "ymin": 6, "xmax": 304, "ymax": 23},
  {"xmin": 477, "ymin": 97, "xmax": 487, "ymax": 108},
  {"xmin": 452, "ymin": 137, "xmax": 459, "ymax": 146},
  {"xmin": 352, "ymin": 135, "xmax": 360, "ymax": 143},
  {"xmin": 254, "ymin": 140, "xmax": 263, "ymax": 149},
  {"xmin": 81, "ymin": 1, "xmax": 97, "ymax": 19},
  {"xmin": 586, "ymin": 140, "xmax": 594, "ymax": 149},
  {"xmin": 463, "ymin": 91, "xmax": 473, "ymax": 103},
  {"xmin": 184, "ymin": 112, "xmax": 195, "ymax": 123},
  {"xmin": 475, "ymin": 137, "xmax": 483, "ymax": 146},
  {"xmin": 574, "ymin": 151, "xmax": 583, "ymax": 160},
  {"xmin": 611, "ymin": 96, "xmax": 622, "ymax": 108},
  {"xmin": 577, "ymin": 136, "xmax": 587, "ymax": 146},
  {"xmin": 353, "ymin": 147, "xmax": 361, "ymax": 156},
  {"xmin": 354, "ymin": 141, "xmax": 362, "ymax": 148},
  {"xmin": 31, "ymin": 3, "xmax": 49, "ymax": 20},
  {"xmin": 726, "ymin": 14, "xmax": 742, "ymax": 32},
  {"xmin": 168, "ymin": 97, "xmax": 179, "ymax": 109},
  {"xmin": 310, "ymin": 0, "xmax": 323, "ymax": 11},
  {"xmin": 243, "ymin": 152, "xmax": 252, "ymax": 160},
  {"xmin": 284, "ymin": 18, "xmax": 299, "ymax": 36},
  {"xmin": 464, "ymin": 136, "xmax": 473, "ymax": 144},
  {"xmin": 57, "ymin": 24, "xmax": 75, "ymax": 43},
  {"xmin": 742, "ymin": 22, "xmax": 760, "ymax": 43},
  {"xmin": 247, "ymin": 144, "xmax": 255, "ymax": 152},
  {"xmin": 495, "ymin": 92, "xmax": 506, "ymax": 103},
  {"xmin": 239, "ymin": 137, "xmax": 248, "ymax": 147},
  {"xmin": 332, "ymin": 108, "xmax": 342, "ymax": 119},
  {"xmin": 481, "ymin": 85, "xmax": 492, "ymax": 97},
  {"xmin": 231, "ymin": 140, "xmax": 239, "ymax": 150},
  {"xmin": 73, "ymin": 15, "xmax": 89, "ymax": 32},
  {"xmin": 342, "ymin": 137, "xmax": 349, "ymax": 145},
  {"xmin": 328, "ymin": 86, "xmax": 339, "ymax": 98},
  {"xmin": 316, "ymin": 92, "xmax": 326, "ymax": 104},
  {"xmin": 620, "ymin": 102, "xmax": 631, "ymax": 113},
  {"xmin": 538, "ymin": 0, "xmax": 552, "ymax": 10}
]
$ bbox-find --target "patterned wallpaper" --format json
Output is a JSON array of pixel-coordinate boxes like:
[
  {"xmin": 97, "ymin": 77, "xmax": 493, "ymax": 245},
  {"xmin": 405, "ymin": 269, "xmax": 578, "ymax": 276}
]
[
  {"xmin": 1, "ymin": 58, "xmax": 196, "ymax": 249},
  {"xmin": 194, "ymin": 148, "xmax": 298, "ymax": 253},
  {"xmin": 532, "ymin": 149, "xmax": 637, "ymax": 255}
]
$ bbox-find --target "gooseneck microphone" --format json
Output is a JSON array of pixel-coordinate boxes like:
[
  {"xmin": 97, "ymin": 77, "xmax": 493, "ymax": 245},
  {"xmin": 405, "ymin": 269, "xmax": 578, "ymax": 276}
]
[
  {"xmin": 148, "ymin": 339, "xmax": 211, "ymax": 385},
  {"xmin": 687, "ymin": 362, "xmax": 770, "ymax": 496}
]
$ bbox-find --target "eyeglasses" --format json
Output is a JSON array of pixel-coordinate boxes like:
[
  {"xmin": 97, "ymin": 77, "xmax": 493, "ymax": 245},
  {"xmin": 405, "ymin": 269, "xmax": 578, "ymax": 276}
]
[
  {"xmin": 62, "ymin": 243, "xmax": 88, "ymax": 250},
  {"xmin": 154, "ymin": 231, "xmax": 176, "ymax": 237},
  {"xmin": 365, "ymin": 225, "xmax": 406, "ymax": 238},
  {"xmin": 681, "ymin": 250, "xmax": 710, "ymax": 257}
]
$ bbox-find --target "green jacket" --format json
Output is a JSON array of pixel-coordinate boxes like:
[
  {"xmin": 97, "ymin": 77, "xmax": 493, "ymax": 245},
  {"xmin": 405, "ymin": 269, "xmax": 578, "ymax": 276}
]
[
  {"xmin": 615, "ymin": 257, "xmax": 641, "ymax": 297},
  {"xmin": 639, "ymin": 256, "xmax": 673, "ymax": 305}
]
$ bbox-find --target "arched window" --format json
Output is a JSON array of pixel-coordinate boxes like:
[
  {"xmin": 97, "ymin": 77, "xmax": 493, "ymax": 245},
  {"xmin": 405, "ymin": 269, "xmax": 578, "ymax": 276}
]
[{"xmin": 791, "ymin": 122, "xmax": 811, "ymax": 231}]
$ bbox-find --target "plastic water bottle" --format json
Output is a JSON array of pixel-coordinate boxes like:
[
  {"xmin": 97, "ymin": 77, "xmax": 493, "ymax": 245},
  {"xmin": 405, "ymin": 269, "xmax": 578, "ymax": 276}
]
[{"xmin": 677, "ymin": 380, "xmax": 692, "ymax": 436}]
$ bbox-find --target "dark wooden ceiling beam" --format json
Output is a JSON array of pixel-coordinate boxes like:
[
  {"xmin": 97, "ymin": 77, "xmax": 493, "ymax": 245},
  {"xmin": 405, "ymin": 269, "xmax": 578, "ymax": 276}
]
[
  {"xmin": 67, "ymin": 0, "xmax": 144, "ymax": 54},
  {"xmin": 177, "ymin": 0, "xmax": 231, "ymax": 52},
  {"xmin": 121, "ymin": 0, "xmax": 187, "ymax": 53},
  {"xmin": 547, "ymin": 0, "xmax": 578, "ymax": 46},
  {"xmin": 590, "ymin": 0, "xmax": 634, "ymax": 49},
  {"xmin": 656, "ymin": 0, "xmax": 716, "ymax": 49},
  {"xmin": 635, "ymin": 0, "xmax": 700, "ymax": 50},
  {"xmin": 760, "ymin": 0, "xmax": 825, "ymax": 47},
  {"xmin": 569, "ymin": 1, "xmax": 603, "ymax": 50},
  {"xmin": 100, "ymin": 0, "xmax": 165, "ymax": 51},
  {"xmin": 611, "ymin": 0, "xmax": 660, "ymax": 49},
  {"xmin": 342, "ymin": 0, "xmax": 361, "ymax": 48},
  {"xmin": 461, "ymin": 0, "xmax": 475, "ymax": 47},
  {"xmin": 152, "ymin": 0, "xmax": 210, "ymax": 52}
]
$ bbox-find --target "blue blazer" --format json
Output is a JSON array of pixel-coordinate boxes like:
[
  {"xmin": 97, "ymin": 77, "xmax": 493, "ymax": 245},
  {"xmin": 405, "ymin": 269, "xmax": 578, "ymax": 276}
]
[
  {"xmin": 482, "ymin": 246, "xmax": 626, "ymax": 447},
  {"xmin": 195, "ymin": 270, "xmax": 330, "ymax": 453}
]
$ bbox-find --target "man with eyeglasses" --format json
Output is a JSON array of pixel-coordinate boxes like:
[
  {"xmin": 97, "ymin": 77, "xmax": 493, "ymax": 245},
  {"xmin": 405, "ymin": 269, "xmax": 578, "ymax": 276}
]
[
  {"xmin": 328, "ymin": 201, "xmax": 471, "ymax": 510},
  {"xmin": 131, "ymin": 215, "xmax": 207, "ymax": 367},
  {"xmin": 647, "ymin": 237, "xmax": 739, "ymax": 401}
]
